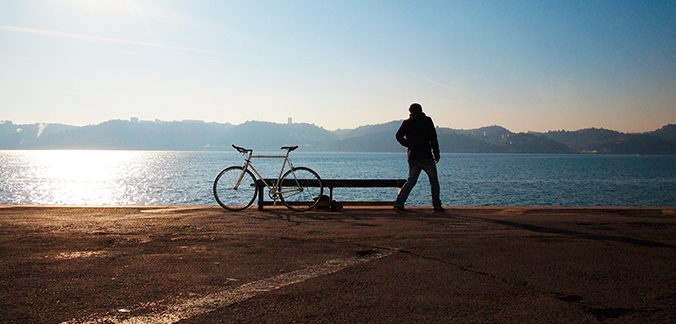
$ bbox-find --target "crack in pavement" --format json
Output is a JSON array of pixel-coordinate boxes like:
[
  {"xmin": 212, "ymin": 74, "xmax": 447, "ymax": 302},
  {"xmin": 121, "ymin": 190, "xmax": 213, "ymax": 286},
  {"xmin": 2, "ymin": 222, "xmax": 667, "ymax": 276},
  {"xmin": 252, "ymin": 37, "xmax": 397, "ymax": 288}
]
[{"xmin": 400, "ymin": 249, "xmax": 660, "ymax": 322}]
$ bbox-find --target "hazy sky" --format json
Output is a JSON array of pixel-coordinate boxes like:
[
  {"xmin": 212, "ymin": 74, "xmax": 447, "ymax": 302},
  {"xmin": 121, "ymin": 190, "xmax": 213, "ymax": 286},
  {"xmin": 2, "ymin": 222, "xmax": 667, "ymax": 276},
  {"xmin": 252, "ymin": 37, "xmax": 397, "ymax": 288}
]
[{"xmin": 1, "ymin": 0, "xmax": 674, "ymax": 132}]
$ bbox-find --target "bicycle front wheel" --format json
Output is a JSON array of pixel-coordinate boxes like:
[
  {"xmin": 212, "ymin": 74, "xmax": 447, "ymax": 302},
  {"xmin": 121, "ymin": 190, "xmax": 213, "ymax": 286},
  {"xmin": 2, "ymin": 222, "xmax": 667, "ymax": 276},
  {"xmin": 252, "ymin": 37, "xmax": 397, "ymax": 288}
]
[
  {"xmin": 213, "ymin": 166, "xmax": 257, "ymax": 211},
  {"xmin": 279, "ymin": 167, "xmax": 323, "ymax": 211}
]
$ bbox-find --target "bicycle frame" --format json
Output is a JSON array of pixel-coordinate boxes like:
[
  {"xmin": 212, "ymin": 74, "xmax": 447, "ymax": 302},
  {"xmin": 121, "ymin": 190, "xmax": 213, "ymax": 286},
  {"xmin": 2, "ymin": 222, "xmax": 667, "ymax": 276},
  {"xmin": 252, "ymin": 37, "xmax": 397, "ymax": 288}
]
[{"xmin": 234, "ymin": 148, "xmax": 298, "ymax": 198}]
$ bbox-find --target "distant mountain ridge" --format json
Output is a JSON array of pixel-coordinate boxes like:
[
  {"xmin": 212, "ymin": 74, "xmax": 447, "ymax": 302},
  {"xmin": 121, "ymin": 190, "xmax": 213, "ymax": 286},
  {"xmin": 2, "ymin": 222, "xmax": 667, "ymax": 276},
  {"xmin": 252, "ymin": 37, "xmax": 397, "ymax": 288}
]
[
  {"xmin": 1, "ymin": 119, "xmax": 675, "ymax": 154},
  {"xmin": 539, "ymin": 127, "xmax": 676, "ymax": 154}
]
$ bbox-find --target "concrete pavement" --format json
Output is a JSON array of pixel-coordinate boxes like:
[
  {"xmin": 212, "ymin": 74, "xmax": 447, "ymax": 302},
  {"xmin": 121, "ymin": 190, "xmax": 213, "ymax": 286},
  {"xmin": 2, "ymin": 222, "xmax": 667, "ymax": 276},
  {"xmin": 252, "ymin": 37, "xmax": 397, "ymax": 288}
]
[{"xmin": 0, "ymin": 205, "xmax": 675, "ymax": 323}]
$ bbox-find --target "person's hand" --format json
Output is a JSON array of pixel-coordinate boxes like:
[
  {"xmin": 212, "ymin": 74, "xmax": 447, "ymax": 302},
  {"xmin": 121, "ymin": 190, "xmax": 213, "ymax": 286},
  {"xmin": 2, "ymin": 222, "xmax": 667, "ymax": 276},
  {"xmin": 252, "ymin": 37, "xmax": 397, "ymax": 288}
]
[{"xmin": 435, "ymin": 157, "xmax": 440, "ymax": 163}]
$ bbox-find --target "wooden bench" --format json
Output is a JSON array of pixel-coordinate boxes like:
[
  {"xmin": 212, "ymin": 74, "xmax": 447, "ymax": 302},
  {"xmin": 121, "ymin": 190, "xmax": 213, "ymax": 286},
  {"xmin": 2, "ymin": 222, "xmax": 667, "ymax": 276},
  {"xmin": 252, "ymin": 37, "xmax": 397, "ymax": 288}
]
[{"xmin": 255, "ymin": 178, "xmax": 406, "ymax": 210}]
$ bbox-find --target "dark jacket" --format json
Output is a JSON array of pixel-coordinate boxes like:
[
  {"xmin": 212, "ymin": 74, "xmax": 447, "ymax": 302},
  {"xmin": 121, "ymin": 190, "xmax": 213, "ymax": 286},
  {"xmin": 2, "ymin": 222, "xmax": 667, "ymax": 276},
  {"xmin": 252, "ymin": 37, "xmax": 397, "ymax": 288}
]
[{"xmin": 396, "ymin": 112, "xmax": 440, "ymax": 161}]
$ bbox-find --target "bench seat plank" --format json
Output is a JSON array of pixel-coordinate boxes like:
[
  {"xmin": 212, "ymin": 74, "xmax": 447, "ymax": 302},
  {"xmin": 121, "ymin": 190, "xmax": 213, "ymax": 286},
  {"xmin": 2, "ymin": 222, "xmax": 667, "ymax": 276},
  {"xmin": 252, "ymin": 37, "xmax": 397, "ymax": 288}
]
[{"xmin": 255, "ymin": 178, "xmax": 406, "ymax": 210}]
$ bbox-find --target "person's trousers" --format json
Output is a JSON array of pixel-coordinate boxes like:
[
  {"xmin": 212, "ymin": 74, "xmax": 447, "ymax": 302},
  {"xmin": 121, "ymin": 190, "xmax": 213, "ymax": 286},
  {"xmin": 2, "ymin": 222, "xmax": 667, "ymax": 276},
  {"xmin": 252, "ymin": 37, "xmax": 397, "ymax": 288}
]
[{"xmin": 395, "ymin": 158, "xmax": 441, "ymax": 208}]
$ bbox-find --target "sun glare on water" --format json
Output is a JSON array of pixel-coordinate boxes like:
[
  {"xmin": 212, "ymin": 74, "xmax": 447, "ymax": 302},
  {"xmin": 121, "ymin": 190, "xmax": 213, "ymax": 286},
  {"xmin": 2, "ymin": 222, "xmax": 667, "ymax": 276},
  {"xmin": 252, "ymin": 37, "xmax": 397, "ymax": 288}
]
[{"xmin": 7, "ymin": 150, "xmax": 151, "ymax": 205}]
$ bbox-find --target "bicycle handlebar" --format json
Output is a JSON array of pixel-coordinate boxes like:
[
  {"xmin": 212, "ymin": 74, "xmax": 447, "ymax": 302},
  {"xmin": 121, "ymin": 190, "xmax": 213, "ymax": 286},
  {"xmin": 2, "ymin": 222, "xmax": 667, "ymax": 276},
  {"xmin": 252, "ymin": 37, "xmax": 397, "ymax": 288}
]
[{"xmin": 232, "ymin": 144, "xmax": 252, "ymax": 154}]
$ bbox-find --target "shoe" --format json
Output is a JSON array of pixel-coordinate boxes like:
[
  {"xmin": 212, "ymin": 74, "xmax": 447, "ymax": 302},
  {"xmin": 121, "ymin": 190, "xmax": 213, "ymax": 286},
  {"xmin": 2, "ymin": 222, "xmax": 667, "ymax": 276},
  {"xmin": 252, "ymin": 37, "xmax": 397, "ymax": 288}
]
[
  {"xmin": 433, "ymin": 206, "xmax": 445, "ymax": 212},
  {"xmin": 393, "ymin": 205, "xmax": 405, "ymax": 212}
]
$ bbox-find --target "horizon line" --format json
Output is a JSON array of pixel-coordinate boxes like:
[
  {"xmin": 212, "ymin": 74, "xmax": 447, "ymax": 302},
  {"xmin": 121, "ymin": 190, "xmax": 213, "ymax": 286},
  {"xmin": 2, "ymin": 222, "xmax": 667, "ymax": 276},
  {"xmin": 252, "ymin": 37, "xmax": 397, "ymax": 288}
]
[{"xmin": 2, "ymin": 118, "xmax": 672, "ymax": 134}]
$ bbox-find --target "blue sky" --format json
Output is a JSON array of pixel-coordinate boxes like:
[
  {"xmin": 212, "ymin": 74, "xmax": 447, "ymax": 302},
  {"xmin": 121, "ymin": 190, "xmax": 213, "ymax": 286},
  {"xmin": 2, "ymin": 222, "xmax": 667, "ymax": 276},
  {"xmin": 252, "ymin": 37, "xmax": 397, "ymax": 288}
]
[{"xmin": 1, "ymin": 0, "xmax": 674, "ymax": 132}]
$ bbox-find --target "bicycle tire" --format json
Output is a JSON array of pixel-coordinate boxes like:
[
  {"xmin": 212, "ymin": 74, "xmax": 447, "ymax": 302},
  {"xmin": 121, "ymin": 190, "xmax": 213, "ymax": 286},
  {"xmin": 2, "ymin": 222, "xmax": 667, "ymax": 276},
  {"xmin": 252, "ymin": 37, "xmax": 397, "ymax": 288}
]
[
  {"xmin": 279, "ymin": 167, "xmax": 323, "ymax": 211},
  {"xmin": 213, "ymin": 166, "xmax": 257, "ymax": 211}
]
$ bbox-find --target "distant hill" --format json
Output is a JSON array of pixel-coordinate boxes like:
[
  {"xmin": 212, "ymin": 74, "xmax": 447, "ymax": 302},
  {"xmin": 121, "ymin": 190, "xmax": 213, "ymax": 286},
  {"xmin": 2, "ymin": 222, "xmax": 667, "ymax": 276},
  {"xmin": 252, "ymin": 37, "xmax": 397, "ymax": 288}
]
[
  {"xmin": 333, "ymin": 121, "xmax": 402, "ymax": 140},
  {"xmin": 439, "ymin": 125, "xmax": 569, "ymax": 153},
  {"xmin": 309, "ymin": 122, "xmax": 567, "ymax": 153},
  {"xmin": 436, "ymin": 130, "xmax": 493, "ymax": 153},
  {"xmin": 453, "ymin": 125, "xmax": 513, "ymax": 145},
  {"xmin": 219, "ymin": 121, "xmax": 338, "ymax": 151},
  {"xmin": 328, "ymin": 121, "xmax": 401, "ymax": 152},
  {"xmin": 329, "ymin": 129, "xmax": 401, "ymax": 152},
  {"xmin": 1, "ymin": 120, "xmax": 235, "ymax": 150},
  {"xmin": 542, "ymin": 127, "xmax": 676, "ymax": 154},
  {"xmin": 0, "ymin": 119, "xmax": 335, "ymax": 151},
  {"xmin": 1, "ymin": 119, "xmax": 674, "ymax": 154},
  {"xmin": 646, "ymin": 124, "xmax": 676, "ymax": 142},
  {"xmin": 0, "ymin": 122, "xmax": 78, "ymax": 149}
]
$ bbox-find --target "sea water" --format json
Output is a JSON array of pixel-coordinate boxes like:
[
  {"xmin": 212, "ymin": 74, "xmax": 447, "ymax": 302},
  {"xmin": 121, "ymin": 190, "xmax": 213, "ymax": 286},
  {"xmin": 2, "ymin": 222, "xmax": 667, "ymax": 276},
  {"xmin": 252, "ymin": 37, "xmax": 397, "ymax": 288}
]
[{"xmin": 1, "ymin": 150, "xmax": 674, "ymax": 207}]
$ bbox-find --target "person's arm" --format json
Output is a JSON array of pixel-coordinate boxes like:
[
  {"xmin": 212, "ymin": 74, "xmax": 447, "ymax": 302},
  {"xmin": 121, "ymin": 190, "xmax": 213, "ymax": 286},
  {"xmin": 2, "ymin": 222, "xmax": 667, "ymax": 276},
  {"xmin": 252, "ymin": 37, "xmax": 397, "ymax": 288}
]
[
  {"xmin": 396, "ymin": 121, "xmax": 408, "ymax": 147},
  {"xmin": 428, "ymin": 119, "xmax": 440, "ymax": 162}
]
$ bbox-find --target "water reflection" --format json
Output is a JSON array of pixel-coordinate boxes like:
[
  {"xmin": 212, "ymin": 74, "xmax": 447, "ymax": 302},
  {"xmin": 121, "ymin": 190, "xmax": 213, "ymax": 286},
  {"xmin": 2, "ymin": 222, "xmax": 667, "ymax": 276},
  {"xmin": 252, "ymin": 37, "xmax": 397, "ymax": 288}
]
[
  {"xmin": 1, "ymin": 151, "xmax": 675, "ymax": 206},
  {"xmin": 1, "ymin": 150, "xmax": 154, "ymax": 205}
]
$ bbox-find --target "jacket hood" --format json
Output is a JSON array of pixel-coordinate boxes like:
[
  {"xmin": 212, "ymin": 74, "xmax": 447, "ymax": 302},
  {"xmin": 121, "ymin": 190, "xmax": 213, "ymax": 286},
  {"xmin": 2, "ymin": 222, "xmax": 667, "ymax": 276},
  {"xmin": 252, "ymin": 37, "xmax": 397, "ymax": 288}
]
[{"xmin": 409, "ymin": 111, "xmax": 426, "ymax": 118}]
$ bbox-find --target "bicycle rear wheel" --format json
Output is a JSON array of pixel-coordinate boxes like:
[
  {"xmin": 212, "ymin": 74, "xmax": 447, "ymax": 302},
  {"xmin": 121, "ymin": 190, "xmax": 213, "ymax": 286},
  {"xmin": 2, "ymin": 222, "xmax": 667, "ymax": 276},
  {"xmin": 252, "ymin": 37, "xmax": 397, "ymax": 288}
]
[
  {"xmin": 279, "ymin": 167, "xmax": 323, "ymax": 211},
  {"xmin": 213, "ymin": 166, "xmax": 257, "ymax": 211}
]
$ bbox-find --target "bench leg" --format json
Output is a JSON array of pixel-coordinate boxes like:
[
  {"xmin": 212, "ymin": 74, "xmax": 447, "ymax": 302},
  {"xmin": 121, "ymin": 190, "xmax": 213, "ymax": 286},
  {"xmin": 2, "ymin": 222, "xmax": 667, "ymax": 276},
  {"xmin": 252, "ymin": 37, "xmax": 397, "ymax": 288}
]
[
  {"xmin": 329, "ymin": 187, "xmax": 334, "ymax": 208},
  {"xmin": 257, "ymin": 186, "xmax": 265, "ymax": 210}
]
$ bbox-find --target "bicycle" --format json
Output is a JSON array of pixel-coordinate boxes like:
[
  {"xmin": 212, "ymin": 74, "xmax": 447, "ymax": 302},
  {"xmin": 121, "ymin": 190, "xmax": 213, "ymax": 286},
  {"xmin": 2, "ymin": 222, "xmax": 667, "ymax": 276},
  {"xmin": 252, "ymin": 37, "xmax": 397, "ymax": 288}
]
[{"xmin": 213, "ymin": 144, "xmax": 323, "ymax": 211}]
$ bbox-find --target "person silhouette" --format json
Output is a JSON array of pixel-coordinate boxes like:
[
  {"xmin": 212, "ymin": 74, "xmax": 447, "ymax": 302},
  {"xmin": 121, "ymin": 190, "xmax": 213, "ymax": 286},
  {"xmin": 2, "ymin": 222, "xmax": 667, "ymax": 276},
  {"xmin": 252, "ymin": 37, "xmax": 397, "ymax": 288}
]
[{"xmin": 394, "ymin": 103, "xmax": 444, "ymax": 212}]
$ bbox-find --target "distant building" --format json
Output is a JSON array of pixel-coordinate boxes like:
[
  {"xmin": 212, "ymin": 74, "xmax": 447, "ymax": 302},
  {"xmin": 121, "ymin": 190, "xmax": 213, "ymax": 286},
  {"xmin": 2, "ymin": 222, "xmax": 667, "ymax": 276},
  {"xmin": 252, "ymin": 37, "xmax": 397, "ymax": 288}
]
[
  {"xmin": 130, "ymin": 117, "xmax": 139, "ymax": 123},
  {"xmin": 288, "ymin": 117, "xmax": 292, "ymax": 124}
]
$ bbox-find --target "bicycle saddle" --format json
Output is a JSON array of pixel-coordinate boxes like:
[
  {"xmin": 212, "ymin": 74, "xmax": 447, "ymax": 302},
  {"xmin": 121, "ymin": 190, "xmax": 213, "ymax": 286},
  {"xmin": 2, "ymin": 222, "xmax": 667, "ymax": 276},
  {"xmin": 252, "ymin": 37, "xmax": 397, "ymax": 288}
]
[{"xmin": 280, "ymin": 145, "xmax": 298, "ymax": 151}]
